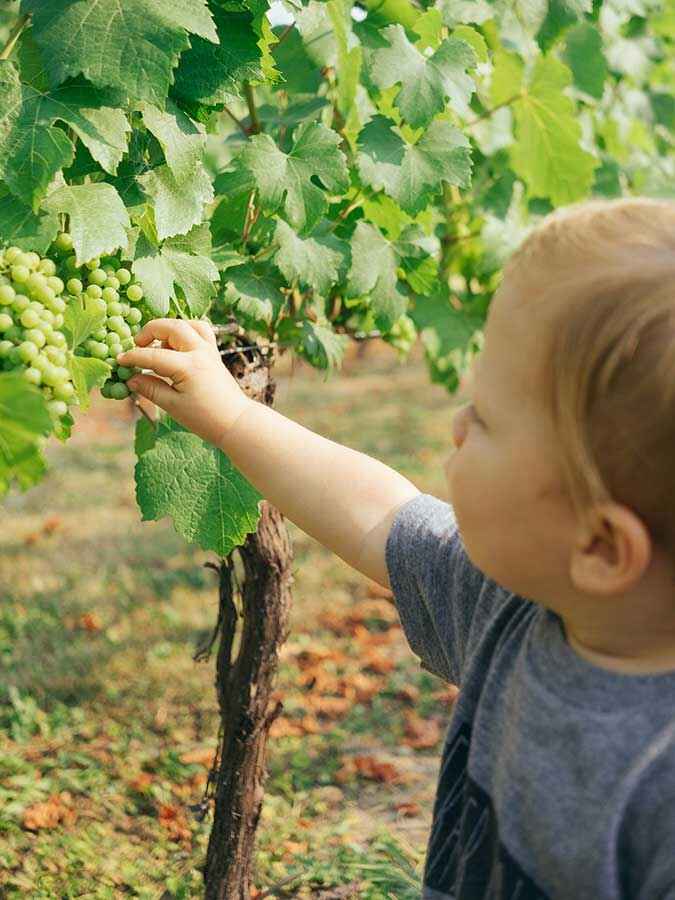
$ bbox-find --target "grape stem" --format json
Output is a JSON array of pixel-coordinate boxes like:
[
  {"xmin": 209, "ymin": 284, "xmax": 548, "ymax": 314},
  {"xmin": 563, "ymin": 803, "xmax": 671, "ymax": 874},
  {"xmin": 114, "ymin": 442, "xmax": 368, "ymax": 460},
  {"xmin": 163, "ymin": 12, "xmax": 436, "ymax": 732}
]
[
  {"xmin": 465, "ymin": 91, "xmax": 525, "ymax": 127},
  {"xmin": 243, "ymin": 81, "xmax": 262, "ymax": 134},
  {"xmin": 0, "ymin": 13, "xmax": 31, "ymax": 61},
  {"xmin": 221, "ymin": 106, "xmax": 249, "ymax": 138}
]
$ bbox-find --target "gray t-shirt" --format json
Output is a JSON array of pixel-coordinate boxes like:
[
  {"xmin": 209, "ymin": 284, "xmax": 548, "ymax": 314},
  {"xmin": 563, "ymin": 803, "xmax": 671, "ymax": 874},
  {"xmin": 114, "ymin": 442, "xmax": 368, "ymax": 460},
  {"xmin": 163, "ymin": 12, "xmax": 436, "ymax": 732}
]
[{"xmin": 384, "ymin": 493, "xmax": 675, "ymax": 900}]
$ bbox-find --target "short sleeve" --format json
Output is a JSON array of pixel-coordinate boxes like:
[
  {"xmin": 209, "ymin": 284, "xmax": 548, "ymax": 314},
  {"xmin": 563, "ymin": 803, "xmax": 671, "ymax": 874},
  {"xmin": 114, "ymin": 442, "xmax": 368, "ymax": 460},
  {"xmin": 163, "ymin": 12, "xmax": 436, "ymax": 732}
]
[{"xmin": 384, "ymin": 492, "xmax": 512, "ymax": 685}]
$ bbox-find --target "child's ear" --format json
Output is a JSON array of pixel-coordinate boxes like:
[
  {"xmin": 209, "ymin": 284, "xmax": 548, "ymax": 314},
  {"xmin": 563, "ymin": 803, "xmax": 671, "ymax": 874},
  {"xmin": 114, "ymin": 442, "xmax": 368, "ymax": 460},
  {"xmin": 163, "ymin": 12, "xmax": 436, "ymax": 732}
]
[{"xmin": 569, "ymin": 503, "xmax": 652, "ymax": 597}]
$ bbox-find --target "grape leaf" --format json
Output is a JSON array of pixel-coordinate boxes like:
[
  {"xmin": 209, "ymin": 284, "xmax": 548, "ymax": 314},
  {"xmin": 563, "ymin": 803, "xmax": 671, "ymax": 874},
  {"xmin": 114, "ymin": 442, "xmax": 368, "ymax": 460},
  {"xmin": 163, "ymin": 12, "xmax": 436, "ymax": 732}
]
[
  {"xmin": 62, "ymin": 295, "xmax": 107, "ymax": 350},
  {"xmin": 356, "ymin": 115, "xmax": 473, "ymax": 214},
  {"xmin": 132, "ymin": 229, "xmax": 219, "ymax": 317},
  {"xmin": 68, "ymin": 356, "xmax": 111, "ymax": 411},
  {"xmin": 223, "ymin": 262, "xmax": 286, "ymax": 326},
  {"xmin": 326, "ymin": 0, "xmax": 362, "ymax": 147},
  {"xmin": 135, "ymin": 419, "xmax": 264, "ymax": 556},
  {"xmin": 272, "ymin": 219, "xmax": 349, "ymax": 296},
  {"xmin": 410, "ymin": 285, "xmax": 484, "ymax": 380},
  {"xmin": 43, "ymin": 183, "xmax": 131, "ymax": 265},
  {"xmin": 277, "ymin": 317, "xmax": 349, "ymax": 371},
  {"xmin": 237, "ymin": 120, "xmax": 349, "ymax": 235},
  {"xmin": 368, "ymin": 26, "xmax": 477, "ymax": 127},
  {"xmin": 394, "ymin": 226, "xmax": 441, "ymax": 296},
  {"xmin": 0, "ymin": 372, "xmax": 52, "ymax": 497},
  {"xmin": 294, "ymin": 1, "xmax": 336, "ymax": 67},
  {"xmin": 172, "ymin": 9, "xmax": 264, "ymax": 107},
  {"xmin": 245, "ymin": 0, "xmax": 282, "ymax": 85},
  {"xmin": 138, "ymin": 163, "xmax": 213, "ymax": 240},
  {"xmin": 536, "ymin": 0, "xmax": 593, "ymax": 50},
  {"xmin": 0, "ymin": 187, "xmax": 59, "ymax": 253},
  {"xmin": 134, "ymin": 417, "xmax": 157, "ymax": 457},
  {"xmin": 490, "ymin": 51, "xmax": 525, "ymax": 106},
  {"xmin": 564, "ymin": 23, "xmax": 607, "ymax": 98},
  {"xmin": 438, "ymin": 0, "xmax": 494, "ymax": 26},
  {"xmin": 23, "ymin": 0, "xmax": 218, "ymax": 108},
  {"xmin": 346, "ymin": 221, "xmax": 407, "ymax": 331},
  {"xmin": 413, "ymin": 9, "xmax": 445, "ymax": 50},
  {"xmin": 0, "ymin": 62, "xmax": 128, "ymax": 208},
  {"xmin": 139, "ymin": 101, "xmax": 205, "ymax": 182},
  {"xmin": 510, "ymin": 56, "xmax": 598, "ymax": 204}
]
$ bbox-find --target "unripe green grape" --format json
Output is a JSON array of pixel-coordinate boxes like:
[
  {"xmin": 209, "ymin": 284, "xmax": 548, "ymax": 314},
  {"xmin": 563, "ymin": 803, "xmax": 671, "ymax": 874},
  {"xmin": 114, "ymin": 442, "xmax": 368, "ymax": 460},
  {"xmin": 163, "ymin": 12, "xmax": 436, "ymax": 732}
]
[
  {"xmin": 8, "ymin": 346, "xmax": 21, "ymax": 366},
  {"xmin": 32, "ymin": 354, "xmax": 51, "ymax": 373},
  {"xmin": 89, "ymin": 297, "xmax": 107, "ymax": 315},
  {"xmin": 126, "ymin": 284, "xmax": 143, "ymax": 303},
  {"xmin": 0, "ymin": 284, "xmax": 15, "ymax": 305},
  {"xmin": 105, "ymin": 332, "xmax": 121, "ymax": 349},
  {"xmin": 41, "ymin": 309, "xmax": 55, "ymax": 326},
  {"xmin": 53, "ymin": 381, "xmax": 74, "ymax": 402},
  {"xmin": 109, "ymin": 382, "xmax": 130, "ymax": 400},
  {"xmin": 28, "ymin": 300, "xmax": 44, "ymax": 313},
  {"xmin": 131, "ymin": 323, "xmax": 141, "ymax": 335},
  {"xmin": 4, "ymin": 247, "xmax": 21, "ymax": 264},
  {"xmin": 12, "ymin": 294, "xmax": 30, "ymax": 313},
  {"xmin": 115, "ymin": 268, "xmax": 131, "ymax": 285},
  {"xmin": 26, "ymin": 272, "xmax": 46, "ymax": 293},
  {"xmin": 88, "ymin": 268, "xmax": 107, "ymax": 286},
  {"xmin": 24, "ymin": 252, "xmax": 40, "ymax": 269},
  {"xmin": 33, "ymin": 285, "xmax": 55, "ymax": 305},
  {"xmin": 18, "ymin": 341, "xmax": 39, "ymax": 364},
  {"xmin": 20, "ymin": 309, "xmax": 40, "ymax": 329},
  {"xmin": 38, "ymin": 258, "xmax": 56, "ymax": 276},
  {"xmin": 86, "ymin": 284, "xmax": 103, "ymax": 299},
  {"xmin": 67, "ymin": 278, "xmax": 83, "ymax": 295},
  {"xmin": 119, "ymin": 303, "xmax": 130, "ymax": 317},
  {"xmin": 54, "ymin": 232, "xmax": 74, "ymax": 253},
  {"xmin": 89, "ymin": 341, "xmax": 108, "ymax": 360},
  {"xmin": 126, "ymin": 307, "xmax": 142, "ymax": 325},
  {"xmin": 47, "ymin": 276, "xmax": 64, "ymax": 295},
  {"xmin": 0, "ymin": 313, "xmax": 13, "ymax": 331},
  {"xmin": 24, "ymin": 366, "xmax": 42, "ymax": 385},
  {"xmin": 45, "ymin": 346, "xmax": 66, "ymax": 366},
  {"xmin": 107, "ymin": 315, "xmax": 125, "ymax": 334},
  {"xmin": 5, "ymin": 325, "xmax": 22, "ymax": 343},
  {"xmin": 104, "ymin": 276, "xmax": 120, "ymax": 291},
  {"xmin": 24, "ymin": 328, "xmax": 46, "ymax": 347},
  {"xmin": 64, "ymin": 255, "xmax": 79, "ymax": 271},
  {"xmin": 11, "ymin": 265, "xmax": 30, "ymax": 284},
  {"xmin": 102, "ymin": 287, "xmax": 119, "ymax": 303},
  {"xmin": 53, "ymin": 313, "xmax": 64, "ymax": 329},
  {"xmin": 14, "ymin": 252, "xmax": 32, "ymax": 269},
  {"xmin": 92, "ymin": 328, "xmax": 108, "ymax": 342},
  {"xmin": 46, "ymin": 330, "xmax": 66, "ymax": 348},
  {"xmin": 116, "ymin": 366, "xmax": 137, "ymax": 382},
  {"xmin": 107, "ymin": 301, "xmax": 123, "ymax": 316},
  {"xmin": 50, "ymin": 297, "xmax": 66, "ymax": 314},
  {"xmin": 121, "ymin": 337, "xmax": 135, "ymax": 351},
  {"xmin": 117, "ymin": 322, "xmax": 131, "ymax": 340},
  {"xmin": 100, "ymin": 381, "xmax": 114, "ymax": 399},
  {"xmin": 0, "ymin": 340, "xmax": 13, "ymax": 358},
  {"xmin": 103, "ymin": 266, "xmax": 115, "ymax": 277},
  {"xmin": 85, "ymin": 257, "xmax": 101, "ymax": 271},
  {"xmin": 47, "ymin": 400, "xmax": 68, "ymax": 418},
  {"xmin": 105, "ymin": 357, "xmax": 117, "ymax": 368}
]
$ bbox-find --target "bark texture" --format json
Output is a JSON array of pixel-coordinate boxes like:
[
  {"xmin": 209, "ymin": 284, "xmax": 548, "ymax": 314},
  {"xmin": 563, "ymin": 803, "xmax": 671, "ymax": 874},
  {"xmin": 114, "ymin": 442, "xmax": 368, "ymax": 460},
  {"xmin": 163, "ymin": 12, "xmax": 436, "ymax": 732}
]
[{"xmin": 196, "ymin": 337, "xmax": 294, "ymax": 900}]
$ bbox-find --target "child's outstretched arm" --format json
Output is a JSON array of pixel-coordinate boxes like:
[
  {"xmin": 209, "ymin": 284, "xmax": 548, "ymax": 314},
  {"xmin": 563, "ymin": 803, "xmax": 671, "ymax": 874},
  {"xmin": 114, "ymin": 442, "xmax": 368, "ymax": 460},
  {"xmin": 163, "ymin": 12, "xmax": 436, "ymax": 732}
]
[{"xmin": 117, "ymin": 318, "xmax": 421, "ymax": 589}]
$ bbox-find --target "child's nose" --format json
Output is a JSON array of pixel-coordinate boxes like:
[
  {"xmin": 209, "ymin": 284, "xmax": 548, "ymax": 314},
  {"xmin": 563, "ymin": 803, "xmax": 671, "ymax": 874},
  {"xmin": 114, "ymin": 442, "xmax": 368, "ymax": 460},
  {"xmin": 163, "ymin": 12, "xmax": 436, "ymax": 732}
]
[{"xmin": 451, "ymin": 405, "xmax": 470, "ymax": 449}]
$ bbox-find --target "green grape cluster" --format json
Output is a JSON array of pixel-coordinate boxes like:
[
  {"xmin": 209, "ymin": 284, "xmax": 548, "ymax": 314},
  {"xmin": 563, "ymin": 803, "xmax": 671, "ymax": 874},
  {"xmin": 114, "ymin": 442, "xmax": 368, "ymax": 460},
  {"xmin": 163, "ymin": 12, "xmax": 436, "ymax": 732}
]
[
  {"xmin": 49, "ymin": 232, "xmax": 145, "ymax": 400},
  {"xmin": 0, "ymin": 246, "xmax": 76, "ymax": 422},
  {"xmin": 383, "ymin": 314, "xmax": 418, "ymax": 360}
]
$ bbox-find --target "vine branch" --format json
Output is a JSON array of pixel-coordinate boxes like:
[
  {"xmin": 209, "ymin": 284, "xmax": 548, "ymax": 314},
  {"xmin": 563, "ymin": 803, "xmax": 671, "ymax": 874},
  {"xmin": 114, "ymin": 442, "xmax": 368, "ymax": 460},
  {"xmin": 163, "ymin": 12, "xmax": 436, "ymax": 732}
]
[
  {"xmin": 243, "ymin": 81, "xmax": 262, "ymax": 134},
  {"xmin": 0, "ymin": 13, "xmax": 30, "ymax": 61},
  {"xmin": 465, "ymin": 91, "xmax": 524, "ymax": 127},
  {"xmin": 221, "ymin": 105, "xmax": 249, "ymax": 138}
]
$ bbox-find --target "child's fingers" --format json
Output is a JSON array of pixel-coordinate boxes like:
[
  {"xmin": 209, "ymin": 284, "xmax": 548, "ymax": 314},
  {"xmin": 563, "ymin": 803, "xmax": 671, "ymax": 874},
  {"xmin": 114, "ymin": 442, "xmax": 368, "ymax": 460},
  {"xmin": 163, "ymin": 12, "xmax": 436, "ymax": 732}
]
[
  {"xmin": 187, "ymin": 319, "xmax": 217, "ymax": 344},
  {"xmin": 116, "ymin": 346, "xmax": 189, "ymax": 381},
  {"xmin": 127, "ymin": 373, "xmax": 176, "ymax": 410},
  {"xmin": 134, "ymin": 318, "xmax": 203, "ymax": 351}
]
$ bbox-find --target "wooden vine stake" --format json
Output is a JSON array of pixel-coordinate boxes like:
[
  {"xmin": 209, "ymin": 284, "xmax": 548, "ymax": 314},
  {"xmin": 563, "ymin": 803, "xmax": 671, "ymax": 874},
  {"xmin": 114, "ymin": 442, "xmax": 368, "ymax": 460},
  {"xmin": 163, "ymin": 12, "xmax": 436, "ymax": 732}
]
[{"xmin": 192, "ymin": 337, "xmax": 294, "ymax": 900}]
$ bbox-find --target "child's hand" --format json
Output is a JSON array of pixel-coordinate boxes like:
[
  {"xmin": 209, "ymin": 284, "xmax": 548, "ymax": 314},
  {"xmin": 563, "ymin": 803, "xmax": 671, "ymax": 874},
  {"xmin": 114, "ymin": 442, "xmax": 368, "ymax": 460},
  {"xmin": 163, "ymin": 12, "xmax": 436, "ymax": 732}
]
[{"xmin": 116, "ymin": 318, "xmax": 251, "ymax": 447}]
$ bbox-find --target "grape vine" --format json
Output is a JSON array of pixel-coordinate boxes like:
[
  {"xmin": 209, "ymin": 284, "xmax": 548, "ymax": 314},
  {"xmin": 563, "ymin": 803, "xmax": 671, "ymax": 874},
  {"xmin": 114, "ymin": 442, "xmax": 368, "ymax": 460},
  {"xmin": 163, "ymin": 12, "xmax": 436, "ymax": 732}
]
[{"xmin": 0, "ymin": 0, "xmax": 671, "ymax": 548}]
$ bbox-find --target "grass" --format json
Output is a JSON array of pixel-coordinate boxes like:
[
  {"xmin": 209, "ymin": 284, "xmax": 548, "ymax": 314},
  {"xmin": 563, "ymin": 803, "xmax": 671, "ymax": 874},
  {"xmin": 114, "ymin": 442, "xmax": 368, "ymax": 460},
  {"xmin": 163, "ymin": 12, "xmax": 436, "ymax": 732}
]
[{"xmin": 0, "ymin": 340, "xmax": 460, "ymax": 898}]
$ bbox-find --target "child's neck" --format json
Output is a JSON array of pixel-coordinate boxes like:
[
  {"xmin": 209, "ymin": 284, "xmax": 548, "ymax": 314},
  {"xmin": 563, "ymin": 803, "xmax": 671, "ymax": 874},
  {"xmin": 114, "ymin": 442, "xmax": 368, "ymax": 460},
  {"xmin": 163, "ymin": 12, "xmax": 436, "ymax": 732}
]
[{"xmin": 563, "ymin": 618, "xmax": 675, "ymax": 675}]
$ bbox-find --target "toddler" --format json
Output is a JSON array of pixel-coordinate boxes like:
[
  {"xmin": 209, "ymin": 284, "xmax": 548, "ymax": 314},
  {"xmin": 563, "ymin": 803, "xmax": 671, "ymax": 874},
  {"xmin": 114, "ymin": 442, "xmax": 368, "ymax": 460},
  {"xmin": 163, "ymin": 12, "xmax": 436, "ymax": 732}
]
[{"xmin": 118, "ymin": 197, "xmax": 675, "ymax": 899}]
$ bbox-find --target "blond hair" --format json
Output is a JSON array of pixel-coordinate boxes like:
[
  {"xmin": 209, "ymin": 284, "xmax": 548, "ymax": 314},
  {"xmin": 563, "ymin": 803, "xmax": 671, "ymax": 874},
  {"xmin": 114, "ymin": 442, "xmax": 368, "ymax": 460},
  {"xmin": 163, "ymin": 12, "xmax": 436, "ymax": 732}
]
[{"xmin": 504, "ymin": 197, "xmax": 675, "ymax": 555}]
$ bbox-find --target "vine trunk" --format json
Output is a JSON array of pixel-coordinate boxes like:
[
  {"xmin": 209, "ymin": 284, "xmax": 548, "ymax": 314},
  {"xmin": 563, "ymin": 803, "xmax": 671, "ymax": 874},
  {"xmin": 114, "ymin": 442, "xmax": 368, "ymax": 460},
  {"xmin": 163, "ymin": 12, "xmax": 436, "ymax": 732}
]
[{"xmin": 198, "ymin": 341, "xmax": 294, "ymax": 900}]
